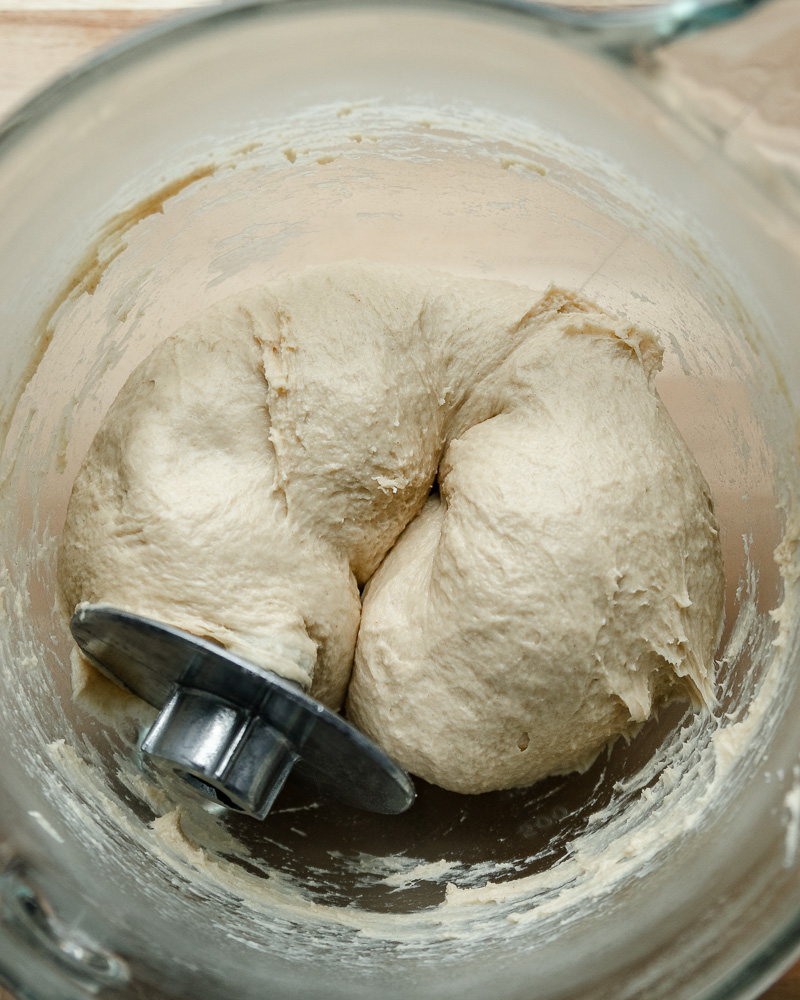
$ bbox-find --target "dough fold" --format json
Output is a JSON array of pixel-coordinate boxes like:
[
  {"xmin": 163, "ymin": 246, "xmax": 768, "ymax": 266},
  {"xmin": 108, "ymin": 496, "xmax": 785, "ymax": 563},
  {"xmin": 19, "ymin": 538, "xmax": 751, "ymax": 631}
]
[{"xmin": 59, "ymin": 262, "xmax": 724, "ymax": 793}]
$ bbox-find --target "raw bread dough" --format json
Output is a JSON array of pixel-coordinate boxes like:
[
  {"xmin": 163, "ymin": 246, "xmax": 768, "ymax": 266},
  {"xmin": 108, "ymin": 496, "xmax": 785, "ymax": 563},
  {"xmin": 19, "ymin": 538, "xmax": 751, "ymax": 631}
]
[{"xmin": 59, "ymin": 262, "xmax": 725, "ymax": 794}]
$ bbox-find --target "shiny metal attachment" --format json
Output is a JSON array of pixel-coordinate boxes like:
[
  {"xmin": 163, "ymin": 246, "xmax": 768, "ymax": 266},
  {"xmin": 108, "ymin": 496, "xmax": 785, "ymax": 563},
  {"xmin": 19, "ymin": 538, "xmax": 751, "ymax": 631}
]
[{"xmin": 70, "ymin": 605, "xmax": 415, "ymax": 820}]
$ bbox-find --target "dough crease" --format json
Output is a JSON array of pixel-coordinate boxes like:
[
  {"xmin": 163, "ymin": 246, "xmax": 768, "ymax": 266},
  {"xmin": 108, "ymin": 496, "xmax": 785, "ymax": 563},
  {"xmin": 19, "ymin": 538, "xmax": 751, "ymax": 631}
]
[{"xmin": 59, "ymin": 262, "xmax": 725, "ymax": 794}]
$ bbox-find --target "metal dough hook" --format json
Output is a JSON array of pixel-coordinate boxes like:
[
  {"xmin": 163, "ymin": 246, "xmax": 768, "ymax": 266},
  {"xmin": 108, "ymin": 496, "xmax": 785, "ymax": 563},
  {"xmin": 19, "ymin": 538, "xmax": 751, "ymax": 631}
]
[{"xmin": 70, "ymin": 605, "xmax": 415, "ymax": 820}]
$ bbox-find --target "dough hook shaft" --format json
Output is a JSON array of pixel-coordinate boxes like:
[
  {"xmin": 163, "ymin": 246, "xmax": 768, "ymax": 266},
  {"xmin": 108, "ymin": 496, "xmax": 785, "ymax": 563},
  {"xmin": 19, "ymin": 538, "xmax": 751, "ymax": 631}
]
[
  {"xmin": 141, "ymin": 687, "xmax": 301, "ymax": 818},
  {"xmin": 70, "ymin": 605, "xmax": 415, "ymax": 820}
]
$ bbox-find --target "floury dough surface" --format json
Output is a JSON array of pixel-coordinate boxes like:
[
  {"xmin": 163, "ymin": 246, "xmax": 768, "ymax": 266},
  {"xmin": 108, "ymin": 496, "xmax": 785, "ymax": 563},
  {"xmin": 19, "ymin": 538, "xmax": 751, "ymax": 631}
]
[{"xmin": 58, "ymin": 262, "xmax": 725, "ymax": 794}]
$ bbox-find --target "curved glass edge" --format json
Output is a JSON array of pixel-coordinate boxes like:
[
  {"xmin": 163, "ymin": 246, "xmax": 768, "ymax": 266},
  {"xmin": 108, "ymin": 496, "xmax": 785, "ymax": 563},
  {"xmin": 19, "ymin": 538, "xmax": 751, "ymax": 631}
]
[
  {"xmin": 0, "ymin": 0, "xmax": 773, "ymax": 159},
  {"xmin": 0, "ymin": 2, "xmax": 797, "ymax": 999},
  {"xmin": 501, "ymin": 0, "xmax": 772, "ymax": 58},
  {"xmin": 701, "ymin": 909, "xmax": 800, "ymax": 1000}
]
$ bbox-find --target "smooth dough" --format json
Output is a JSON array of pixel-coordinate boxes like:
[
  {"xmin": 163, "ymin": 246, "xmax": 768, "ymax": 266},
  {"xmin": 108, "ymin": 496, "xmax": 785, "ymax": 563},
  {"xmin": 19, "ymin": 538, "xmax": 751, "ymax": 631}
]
[{"xmin": 59, "ymin": 262, "xmax": 725, "ymax": 794}]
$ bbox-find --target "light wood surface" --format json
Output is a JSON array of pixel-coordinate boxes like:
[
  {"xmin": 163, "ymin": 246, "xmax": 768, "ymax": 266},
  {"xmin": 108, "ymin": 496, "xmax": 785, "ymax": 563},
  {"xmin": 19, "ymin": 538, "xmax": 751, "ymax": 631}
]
[
  {"xmin": 0, "ymin": 8, "xmax": 165, "ymax": 119},
  {"xmin": 0, "ymin": 7, "xmax": 798, "ymax": 1000}
]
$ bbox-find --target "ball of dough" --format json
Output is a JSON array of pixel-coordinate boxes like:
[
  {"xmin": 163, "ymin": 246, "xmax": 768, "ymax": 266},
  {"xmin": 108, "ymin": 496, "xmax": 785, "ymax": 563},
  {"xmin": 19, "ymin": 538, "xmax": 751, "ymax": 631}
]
[{"xmin": 59, "ymin": 262, "xmax": 724, "ymax": 793}]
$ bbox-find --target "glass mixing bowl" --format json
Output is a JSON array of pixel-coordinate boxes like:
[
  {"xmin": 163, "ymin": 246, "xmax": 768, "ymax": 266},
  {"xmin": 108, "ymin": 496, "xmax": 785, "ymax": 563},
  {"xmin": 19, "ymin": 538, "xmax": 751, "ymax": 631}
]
[{"xmin": 1, "ymin": 2, "xmax": 800, "ymax": 999}]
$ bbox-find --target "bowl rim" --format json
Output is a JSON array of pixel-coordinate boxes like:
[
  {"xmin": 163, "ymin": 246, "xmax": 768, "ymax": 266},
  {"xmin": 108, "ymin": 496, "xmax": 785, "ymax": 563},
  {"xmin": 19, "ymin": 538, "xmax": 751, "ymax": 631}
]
[
  {"xmin": 0, "ymin": 2, "xmax": 796, "ymax": 1000},
  {"xmin": 0, "ymin": 0, "xmax": 769, "ymax": 156}
]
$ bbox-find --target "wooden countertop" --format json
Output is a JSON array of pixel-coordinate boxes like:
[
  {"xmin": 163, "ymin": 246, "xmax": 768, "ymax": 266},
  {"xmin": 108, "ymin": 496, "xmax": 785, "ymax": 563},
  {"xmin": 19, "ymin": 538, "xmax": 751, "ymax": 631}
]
[{"xmin": 0, "ymin": 6, "xmax": 797, "ymax": 1000}]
